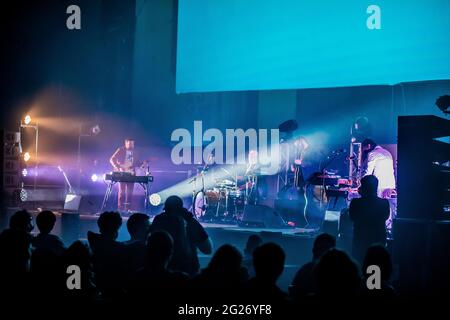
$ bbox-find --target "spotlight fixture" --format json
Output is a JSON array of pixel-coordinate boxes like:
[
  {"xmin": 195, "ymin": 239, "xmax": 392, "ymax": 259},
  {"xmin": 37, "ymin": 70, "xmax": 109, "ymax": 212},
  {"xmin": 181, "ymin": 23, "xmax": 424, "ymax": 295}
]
[
  {"xmin": 149, "ymin": 193, "xmax": 162, "ymax": 206},
  {"xmin": 91, "ymin": 174, "xmax": 98, "ymax": 182},
  {"xmin": 91, "ymin": 124, "xmax": 101, "ymax": 135},
  {"xmin": 22, "ymin": 168, "xmax": 28, "ymax": 177},
  {"xmin": 20, "ymin": 188, "xmax": 28, "ymax": 202},
  {"xmin": 24, "ymin": 115, "xmax": 31, "ymax": 125},
  {"xmin": 23, "ymin": 152, "xmax": 31, "ymax": 162}
]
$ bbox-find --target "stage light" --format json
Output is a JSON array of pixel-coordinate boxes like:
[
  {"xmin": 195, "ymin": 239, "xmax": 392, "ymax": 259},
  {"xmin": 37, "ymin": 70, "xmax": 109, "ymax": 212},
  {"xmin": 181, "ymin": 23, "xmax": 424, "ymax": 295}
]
[
  {"xmin": 91, "ymin": 174, "xmax": 98, "ymax": 182},
  {"xmin": 149, "ymin": 193, "xmax": 162, "ymax": 206},
  {"xmin": 22, "ymin": 168, "xmax": 28, "ymax": 177},
  {"xmin": 24, "ymin": 115, "xmax": 31, "ymax": 125},
  {"xmin": 91, "ymin": 124, "xmax": 101, "ymax": 135},
  {"xmin": 23, "ymin": 152, "xmax": 31, "ymax": 162},
  {"xmin": 20, "ymin": 188, "xmax": 28, "ymax": 202}
]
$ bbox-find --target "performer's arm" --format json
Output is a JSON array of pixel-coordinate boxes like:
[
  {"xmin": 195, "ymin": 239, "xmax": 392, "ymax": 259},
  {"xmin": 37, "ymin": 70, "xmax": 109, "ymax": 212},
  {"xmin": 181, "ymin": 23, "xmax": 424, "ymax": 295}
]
[
  {"xmin": 363, "ymin": 151, "xmax": 376, "ymax": 176},
  {"xmin": 109, "ymin": 148, "xmax": 121, "ymax": 171},
  {"xmin": 299, "ymin": 137, "xmax": 309, "ymax": 163},
  {"xmin": 294, "ymin": 137, "xmax": 309, "ymax": 165}
]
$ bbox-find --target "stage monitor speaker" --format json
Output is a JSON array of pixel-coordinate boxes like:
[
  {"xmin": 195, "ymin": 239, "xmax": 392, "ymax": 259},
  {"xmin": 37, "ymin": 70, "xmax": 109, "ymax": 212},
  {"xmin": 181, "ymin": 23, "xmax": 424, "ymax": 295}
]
[
  {"xmin": 64, "ymin": 194, "xmax": 81, "ymax": 211},
  {"xmin": 274, "ymin": 198, "xmax": 306, "ymax": 226},
  {"xmin": 322, "ymin": 210, "xmax": 340, "ymax": 236},
  {"xmin": 239, "ymin": 204, "xmax": 287, "ymax": 228}
]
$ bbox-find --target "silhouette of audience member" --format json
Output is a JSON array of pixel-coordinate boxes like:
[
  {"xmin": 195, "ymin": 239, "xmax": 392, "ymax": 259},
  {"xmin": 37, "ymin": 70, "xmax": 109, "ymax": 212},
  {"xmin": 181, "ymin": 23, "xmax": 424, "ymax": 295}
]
[
  {"xmin": 32, "ymin": 210, "xmax": 65, "ymax": 256},
  {"xmin": 314, "ymin": 248, "xmax": 361, "ymax": 297},
  {"xmin": 349, "ymin": 175, "xmax": 390, "ymax": 263},
  {"xmin": 87, "ymin": 211, "xmax": 126, "ymax": 298},
  {"xmin": 125, "ymin": 213, "xmax": 150, "ymax": 244},
  {"xmin": 30, "ymin": 210, "xmax": 66, "ymax": 295},
  {"xmin": 0, "ymin": 210, "xmax": 34, "ymax": 279},
  {"xmin": 245, "ymin": 242, "xmax": 287, "ymax": 303},
  {"xmin": 242, "ymin": 234, "xmax": 262, "ymax": 278},
  {"xmin": 362, "ymin": 244, "xmax": 395, "ymax": 297},
  {"xmin": 290, "ymin": 233, "xmax": 336, "ymax": 298},
  {"xmin": 129, "ymin": 231, "xmax": 189, "ymax": 302},
  {"xmin": 62, "ymin": 240, "xmax": 97, "ymax": 301},
  {"xmin": 193, "ymin": 244, "xmax": 247, "ymax": 301},
  {"xmin": 151, "ymin": 196, "xmax": 212, "ymax": 276},
  {"xmin": 124, "ymin": 213, "xmax": 150, "ymax": 274}
]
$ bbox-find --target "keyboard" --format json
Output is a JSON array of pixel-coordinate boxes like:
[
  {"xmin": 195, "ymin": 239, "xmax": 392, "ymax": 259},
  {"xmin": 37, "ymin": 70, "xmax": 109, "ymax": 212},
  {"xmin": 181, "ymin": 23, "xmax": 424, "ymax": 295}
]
[{"xmin": 105, "ymin": 172, "xmax": 153, "ymax": 184}]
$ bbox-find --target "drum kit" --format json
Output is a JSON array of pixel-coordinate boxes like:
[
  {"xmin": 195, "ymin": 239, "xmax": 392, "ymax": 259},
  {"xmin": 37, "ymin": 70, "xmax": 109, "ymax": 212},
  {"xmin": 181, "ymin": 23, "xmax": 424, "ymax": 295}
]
[{"xmin": 192, "ymin": 170, "xmax": 258, "ymax": 222}]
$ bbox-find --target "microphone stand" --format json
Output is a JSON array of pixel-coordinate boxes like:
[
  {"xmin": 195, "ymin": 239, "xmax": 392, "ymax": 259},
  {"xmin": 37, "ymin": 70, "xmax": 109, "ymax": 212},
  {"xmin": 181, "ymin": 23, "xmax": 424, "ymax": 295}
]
[{"xmin": 191, "ymin": 156, "xmax": 213, "ymax": 218}]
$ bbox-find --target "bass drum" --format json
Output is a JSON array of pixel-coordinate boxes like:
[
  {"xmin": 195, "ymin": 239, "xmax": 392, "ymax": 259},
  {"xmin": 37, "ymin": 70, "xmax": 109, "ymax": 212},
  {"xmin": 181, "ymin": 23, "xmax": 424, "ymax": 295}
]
[
  {"xmin": 193, "ymin": 191, "xmax": 207, "ymax": 219},
  {"xmin": 193, "ymin": 190, "xmax": 220, "ymax": 219}
]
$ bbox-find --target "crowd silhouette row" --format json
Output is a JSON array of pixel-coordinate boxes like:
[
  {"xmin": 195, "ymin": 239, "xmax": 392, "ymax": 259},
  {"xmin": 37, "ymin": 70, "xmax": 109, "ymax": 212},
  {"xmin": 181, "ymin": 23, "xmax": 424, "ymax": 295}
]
[{"xmin": 0, "ymin": 175, "xmax": 395, "ymax": 305}]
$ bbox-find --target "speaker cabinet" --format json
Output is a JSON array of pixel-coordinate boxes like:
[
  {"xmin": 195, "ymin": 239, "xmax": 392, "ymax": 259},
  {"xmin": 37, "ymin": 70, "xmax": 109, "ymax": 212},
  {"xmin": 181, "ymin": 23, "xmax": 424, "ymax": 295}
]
[{"xmin": 240, "ymin": 205, "xmax": 287, "ymax": 228}]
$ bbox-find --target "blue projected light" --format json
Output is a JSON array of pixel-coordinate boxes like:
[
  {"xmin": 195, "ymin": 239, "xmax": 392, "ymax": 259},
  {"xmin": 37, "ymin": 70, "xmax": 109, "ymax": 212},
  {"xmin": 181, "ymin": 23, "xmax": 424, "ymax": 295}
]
[{"xmin": 176, "ymin": 0, "xmax": 450, "ymax": 93}]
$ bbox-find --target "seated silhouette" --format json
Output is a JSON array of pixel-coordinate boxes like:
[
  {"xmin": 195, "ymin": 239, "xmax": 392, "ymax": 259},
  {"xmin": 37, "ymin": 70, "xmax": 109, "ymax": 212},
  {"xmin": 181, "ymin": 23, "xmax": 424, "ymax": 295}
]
[
  {"xmin": 60, "ymin": 240, "xmax": 97, "ymax": 301},
  {"xmin": 244, "ymin": 242, "xmax": 287, "ymax": 303},
  {"xmin": 192, "ymin": 244, "xmax": 248, "ymax": 302},
  {"xmin": 362, "ymin": 244, "xmax": 396, "ymax": 298},
  {"xmin": 151, "ymin": 195, "xmax": 212, "ymax": 276},
  {"xmin": 128, "ymin": 231, "xmax": 189, "ymax": 303},
  {"xmin": 87, "ymin": 211, "xmax": 127, "ymax": 299},
  {"xmin": 32, "ymin": 210, "xmax": 65, "ymax": 256},
  {"xmin": 30, "ymin": 210, "xmax": 66, "ymax": 295},
  {"xmin": 242, "ymin": 234, "xmax": 262, "ymax": 278},
  {"xmin": 123, "ymin": 213, "xmax": 150, "ymax": 274},
  {"xmin": 349, "ymin": 175, "xmax": 390, "ymax": 263},
  {"xmin": 290, "ymin": 232, "xmax": 336, "ymax": 298},
  {"xmin": 314, "ymin": 248, "xmax": 361, "ymax": 297},
  {"xmin": 0, "ymin": 210, "xmax": 34, "ymax": 290}
]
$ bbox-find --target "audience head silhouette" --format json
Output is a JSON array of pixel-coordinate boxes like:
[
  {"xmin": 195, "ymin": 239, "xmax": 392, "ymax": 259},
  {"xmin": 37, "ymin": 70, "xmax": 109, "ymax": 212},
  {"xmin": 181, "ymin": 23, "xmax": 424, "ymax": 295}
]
[
  {"xmin": 363, "ymin": 244, "xmax": 392, "ymax": 282},
  {"xmin": 359, "ymin": 175, "xmax": 379, "ymax": 197},
  {"xmin": 244, "ymin": 234, "xmax": 262, "ymax": 257},
  {"xmin": 36, "ymin": 210, "xmax": 56, "ymax": 234},
  {"xmin": 315, "ymin": 248, "xmax": 361, "ymax": 296},
  {"xmin": 97, "ymin": 211, "xmax": 122, "ymax": 240},
  {"xmin": 10, "ymin": 209, "xmax": 34, "ymax": 233},
  {"xmin": 207, "ymin": 244, "xmax": 242, "ymax": 277},
  {"xmin": 164, "ymin": 195, "xmax": 184, "ymax": 213},
  {"xmin": 146, "ymin": 231, "xmax": 173, "ymax": 268},
  {"xmin": 64, "ymin": 240, "xmax": 91, "ymax": 269},
  {"xmin": 127, "ymin": 213, "xmax": 150, "ymax": 241},
  {"xmin": 312, "ymin": 233, "xmax": 336, "ymax": 260},
  {"xmin": 253, "ymin": 242, "xmax": 285, "ymax": 284}
]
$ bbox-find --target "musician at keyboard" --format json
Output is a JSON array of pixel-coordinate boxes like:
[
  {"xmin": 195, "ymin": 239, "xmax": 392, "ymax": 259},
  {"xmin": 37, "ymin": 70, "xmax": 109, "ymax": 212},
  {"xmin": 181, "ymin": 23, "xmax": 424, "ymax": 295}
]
[{"xmin": 109, "ymin": 138, "xmax": 148, "ymax": 211}]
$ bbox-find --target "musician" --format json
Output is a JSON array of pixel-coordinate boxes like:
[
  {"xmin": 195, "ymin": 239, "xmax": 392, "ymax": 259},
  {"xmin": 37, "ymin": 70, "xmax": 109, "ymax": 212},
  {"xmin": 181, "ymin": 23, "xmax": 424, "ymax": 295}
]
[
  {"xmin": 110, "ymin": 138, "xmax": 143, "ymax": 211},
  {"xmin": 245, "ymin": 149, "xmax": 260, "ymax": 204},
  {"xmin": 291, "ymin": 136, "xmax": 309, "ymax": 190},
  {"xmin": 361, "ymin": 139, "xmax": 396, "ymax": 198}
]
